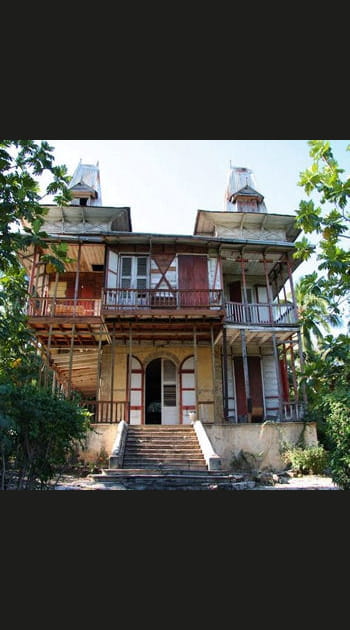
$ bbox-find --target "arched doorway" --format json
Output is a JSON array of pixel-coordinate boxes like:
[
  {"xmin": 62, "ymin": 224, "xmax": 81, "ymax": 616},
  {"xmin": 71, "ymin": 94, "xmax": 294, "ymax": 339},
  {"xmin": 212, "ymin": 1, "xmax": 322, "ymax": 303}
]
[{"xmin": 145, "ymin": 358, "xmax": 178, "ymax": 424}]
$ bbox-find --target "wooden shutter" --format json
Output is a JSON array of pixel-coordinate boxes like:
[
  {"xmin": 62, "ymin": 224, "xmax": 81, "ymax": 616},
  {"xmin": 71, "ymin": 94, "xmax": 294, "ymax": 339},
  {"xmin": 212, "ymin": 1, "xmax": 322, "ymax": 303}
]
[{"xmin": 178, "ymin": 255, "xmax": 208, "ymax": 306}]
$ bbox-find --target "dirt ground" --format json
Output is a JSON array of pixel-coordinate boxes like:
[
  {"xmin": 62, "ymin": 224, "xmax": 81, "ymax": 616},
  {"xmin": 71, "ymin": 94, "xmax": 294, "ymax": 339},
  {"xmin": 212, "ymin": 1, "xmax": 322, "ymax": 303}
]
[{"xmin": 52, "ymin": 473, "xmax": 341, "ymax": 491}]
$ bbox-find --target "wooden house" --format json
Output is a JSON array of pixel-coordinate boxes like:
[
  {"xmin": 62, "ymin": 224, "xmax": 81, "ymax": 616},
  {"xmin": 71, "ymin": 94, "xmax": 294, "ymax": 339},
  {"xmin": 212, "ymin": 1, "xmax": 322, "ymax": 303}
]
[{"xmin": 19, "ymin": 162, "xmax": 317, "ymax": 471}]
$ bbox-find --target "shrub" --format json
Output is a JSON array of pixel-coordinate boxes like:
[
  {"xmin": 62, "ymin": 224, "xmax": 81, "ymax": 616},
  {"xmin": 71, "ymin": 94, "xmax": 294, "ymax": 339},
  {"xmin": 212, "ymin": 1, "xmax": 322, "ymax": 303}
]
[
  {"xmin": 281, "ymin": 444, "xmax": 329, "ymax": 476},
  {"xmin": 325, "ymin": 400, "xmax": 350, "ymax": 490},
  {"xmin": 0, "ymin": 382, "xmax": 91, "ymax": 489}
]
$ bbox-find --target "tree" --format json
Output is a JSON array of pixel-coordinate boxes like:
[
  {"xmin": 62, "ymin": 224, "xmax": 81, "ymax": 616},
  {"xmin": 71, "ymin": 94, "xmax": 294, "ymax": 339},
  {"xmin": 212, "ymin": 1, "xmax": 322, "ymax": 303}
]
[
  {"xmin": 0, "ymin": 139, "xmax": 72, "ymax": 273},
  {"xmin": 0, "ymin": 140, "xmax": 92, "ymax": 489},
  {"xmin": 293, "ymin": 273, "xmax": 342, "ymax": 358},
  {"xmin": 295, "ymin": 140, "xmax": 350, "ymax": 488},
  {"xmin": 294, "ymin": 140, "xmax": 350, "ymax": 314}
]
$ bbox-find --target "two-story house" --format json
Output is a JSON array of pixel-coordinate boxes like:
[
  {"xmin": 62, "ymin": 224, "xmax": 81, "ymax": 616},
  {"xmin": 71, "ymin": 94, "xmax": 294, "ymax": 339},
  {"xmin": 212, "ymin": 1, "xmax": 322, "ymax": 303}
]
[{"xmin": 19, "ymin": 161, "xmax": 317, "ymax": 471}]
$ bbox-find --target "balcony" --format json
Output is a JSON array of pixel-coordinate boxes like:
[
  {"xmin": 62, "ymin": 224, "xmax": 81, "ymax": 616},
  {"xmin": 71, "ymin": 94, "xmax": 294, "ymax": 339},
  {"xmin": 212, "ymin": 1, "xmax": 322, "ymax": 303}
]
[
  {"xmin": 102, "ymin": 288, "xmax": 223, "ymax": 314},
  {"xmin": 28, "ymin": 297, "xmax": 101, "ymax": 318},
  {"xmin": 225, "ymin": 301, "xmax": 298, "ymax": 325}
]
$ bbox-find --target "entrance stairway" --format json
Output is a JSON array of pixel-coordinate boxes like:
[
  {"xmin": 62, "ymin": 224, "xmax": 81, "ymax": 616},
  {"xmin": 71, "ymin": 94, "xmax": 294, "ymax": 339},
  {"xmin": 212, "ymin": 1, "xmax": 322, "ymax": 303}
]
[
  {"xmin": 90, "ymin": 424, "xmax": 254, "ymax": 489},
  {"xmin": 121, "ymin": 425, "xmax": 208, "ymax": 471}
]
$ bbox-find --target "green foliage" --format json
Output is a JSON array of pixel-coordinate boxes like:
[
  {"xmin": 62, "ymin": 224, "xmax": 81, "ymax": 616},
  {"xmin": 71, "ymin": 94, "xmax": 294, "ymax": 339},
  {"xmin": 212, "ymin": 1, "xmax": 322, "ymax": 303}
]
[
  {"xmin": 325, "ymin": 399, "xmax": 350, "ymax": 490},
  {"xmin": 0, "ymin": 382, "xmax": 91, "ymax": 489},
  {"xmin": 281, "ymin": 444, "xmax": 329, "ymax": 476},
  {"xmin": 295, "ymin": 139, "xmax": 350, "ymax": 301},
  {"xmin": 0, "ymin": 139, "xmax": 72, "ymax": 274},
  {"xmin": 294, "ymin": 141, "xmax": 350, "ymax": 487}
]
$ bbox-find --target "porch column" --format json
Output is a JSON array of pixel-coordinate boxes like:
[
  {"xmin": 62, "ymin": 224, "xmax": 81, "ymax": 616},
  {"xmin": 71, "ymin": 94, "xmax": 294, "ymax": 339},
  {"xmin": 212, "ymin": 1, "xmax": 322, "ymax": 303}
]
[
  {"xmin": 240, "ymin": 329, "xmax": 251, "ymax": 422},
  {"xmin": 28, "ymin": 245, "xmax": 38, "ymax": 301},
  {"xmin": 110, "ymin": 322, "xmax": 116, "ymax": 423},
  {"xmin": 285, "ymin": 254, "xmax": 298, "ymax": 321},
  {"xmin": 222, "ymin": 327, "xmax": 229, "ymax": 420},
  {"xmin": 210, "ymin": 325, "xmax": 216, "ymax": 422},
  {"xmin": 297, "ymin": 330, "xmax": 308, "ymax": 406},
  {"xmin": 95, "ymin": 322, "xmax": 102, "ymax": 422},
  {"xmin": 262, "ymin": 254, "xmax": 274, "ymax": 323},
  {"xmin": 289, "ymin": 341, "xmax": 299, "ymax": 404},
  {"xmin": 193, "ymin": 326, "xmax": 198, "ymax": 419},
  {"xmin": 67, "ymin": 324, "xmax": 76, "ymax": 399},
  {"xmin": 128, "ymin": 324, "xmax": 132, "ymax": 424},
  {"xmin": 73, "ymin": 242, "xmax": 82, "ymax": 314},
  {"xmin": 272, "ymin": 333, "xmax": 283, "ymax": 419},
  {"xmin": 239, "ymin": 256, "xmax": 249, "ymax": 321}
]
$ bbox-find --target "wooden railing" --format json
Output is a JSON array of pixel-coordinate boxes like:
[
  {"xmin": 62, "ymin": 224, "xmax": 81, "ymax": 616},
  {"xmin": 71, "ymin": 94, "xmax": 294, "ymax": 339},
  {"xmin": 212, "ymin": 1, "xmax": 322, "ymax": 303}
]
[
  {"xmin": 282, "ymin": 401, "xmax": 305, "ymax": 421},
  {"xmin": 103, "ymin": 288, "xmax": 223, "ymax": 310},
  {"xmin": 28, "ymin": 297, "xmax": 101, "ymax": 317},
  {"xmin": 225, "ymin": 301, "xmax": 297, "ymax": 325},
  {"xmin": 80, "ymin": 400, "xmax": 128, "ymax": 423}
]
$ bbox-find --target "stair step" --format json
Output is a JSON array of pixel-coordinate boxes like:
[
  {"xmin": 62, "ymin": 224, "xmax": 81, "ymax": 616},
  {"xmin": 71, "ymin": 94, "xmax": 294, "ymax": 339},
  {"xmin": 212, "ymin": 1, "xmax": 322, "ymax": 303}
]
[{"xmin": 120, "ymin": 424, "xmax": 209, "ymax": 472}]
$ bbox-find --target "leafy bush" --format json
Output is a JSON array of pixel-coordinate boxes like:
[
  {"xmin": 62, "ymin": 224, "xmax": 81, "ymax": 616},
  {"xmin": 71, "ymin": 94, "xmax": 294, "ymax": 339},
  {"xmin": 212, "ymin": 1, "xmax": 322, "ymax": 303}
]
[
  {"xmin": 325, "ymin": 399, "xmax": 350, "ymax": 490},
  {"xmin": 281, "ymin": 445, "xmax": 329, "ymax": 476},
  {"xmin": 0, "ymin": 382, "xmax": 91, "ymax": 489}
]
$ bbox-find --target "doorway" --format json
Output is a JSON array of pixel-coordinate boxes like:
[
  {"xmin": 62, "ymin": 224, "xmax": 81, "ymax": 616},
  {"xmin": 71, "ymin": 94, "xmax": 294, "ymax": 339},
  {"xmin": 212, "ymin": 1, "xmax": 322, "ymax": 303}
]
[
  {"xmin": 145, "ymin": 358, "xmax": 178, "ymax": 424},
  {"xmin": 145, "ymin": 359, "xmax": 162, "ymax": 424}
]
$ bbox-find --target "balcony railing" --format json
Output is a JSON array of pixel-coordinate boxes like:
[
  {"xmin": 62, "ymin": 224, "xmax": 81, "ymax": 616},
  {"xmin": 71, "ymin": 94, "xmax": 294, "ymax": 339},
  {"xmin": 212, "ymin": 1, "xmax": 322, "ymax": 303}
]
[
  {"xmin": 225, "ymin": 301, "xmax": 297, "ymax": 325},
  {"xmin": 102, "ymin": 288, "xmax": 223, "ymax": 311},
  {"xmin": 28, "ymin": 297, "xmax": 101, "ymax": 317},
  {"xmin": 80, "ymin": 400, "xmax": 128, "ymax": 423}
]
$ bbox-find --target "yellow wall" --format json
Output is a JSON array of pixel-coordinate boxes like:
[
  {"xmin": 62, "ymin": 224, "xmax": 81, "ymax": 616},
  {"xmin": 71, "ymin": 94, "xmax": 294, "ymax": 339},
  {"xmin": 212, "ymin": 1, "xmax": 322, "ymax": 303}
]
[{"xmin": 98, "ymin": 343, "xmax": 216, "ymax": 423}]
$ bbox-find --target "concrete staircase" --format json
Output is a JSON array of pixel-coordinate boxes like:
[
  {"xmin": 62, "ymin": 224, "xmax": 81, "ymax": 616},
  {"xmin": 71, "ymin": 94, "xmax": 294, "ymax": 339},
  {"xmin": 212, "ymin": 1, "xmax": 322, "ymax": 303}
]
[{"xmin": 121, "ymin": 425, "xmax": 208, "ymax": 471}]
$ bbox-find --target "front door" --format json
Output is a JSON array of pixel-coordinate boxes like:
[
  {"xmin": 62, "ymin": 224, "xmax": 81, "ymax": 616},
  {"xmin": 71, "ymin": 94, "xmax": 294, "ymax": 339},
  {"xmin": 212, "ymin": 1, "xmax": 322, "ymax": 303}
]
[
  {"xmin": 234, "ymin": 356, "xmax": 264, "ymax": 422},
  {"xmin": 145, "ymin": 358, "xmax": 178, "ymax": 424}
]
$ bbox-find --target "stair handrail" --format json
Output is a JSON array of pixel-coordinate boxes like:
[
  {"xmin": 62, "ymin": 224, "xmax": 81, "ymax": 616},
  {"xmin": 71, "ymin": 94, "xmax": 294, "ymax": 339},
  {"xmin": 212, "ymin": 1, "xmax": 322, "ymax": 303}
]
[
  {"xmin": 193, "ymin": 420, "xmax": 221, "ymax": 471},
  {"xmin": 109, "ymin": 420, "xmax": 128, "ymax": 468}
]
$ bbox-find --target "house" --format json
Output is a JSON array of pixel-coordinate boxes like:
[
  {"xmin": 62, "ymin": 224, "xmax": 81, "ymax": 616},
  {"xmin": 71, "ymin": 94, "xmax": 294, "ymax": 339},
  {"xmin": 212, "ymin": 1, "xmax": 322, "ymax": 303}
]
[{"xmin": 19, "ymin": 161, "xmax": 318, "ymax": 471}]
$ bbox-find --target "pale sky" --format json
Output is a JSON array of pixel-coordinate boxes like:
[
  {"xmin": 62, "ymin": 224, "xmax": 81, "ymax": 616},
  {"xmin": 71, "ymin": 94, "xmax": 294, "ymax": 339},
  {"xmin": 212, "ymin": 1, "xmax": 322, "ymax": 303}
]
[{"xmin": 38, "ymin": 139, "xmax": 349, "ymax": 328}]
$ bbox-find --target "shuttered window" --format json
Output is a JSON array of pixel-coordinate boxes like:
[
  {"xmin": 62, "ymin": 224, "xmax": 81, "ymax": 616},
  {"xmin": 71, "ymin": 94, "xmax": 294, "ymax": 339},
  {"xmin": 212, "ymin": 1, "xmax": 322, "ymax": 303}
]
[{"xmin": 120, "ymin": 256, "xmax": 148, "ymax": 289}]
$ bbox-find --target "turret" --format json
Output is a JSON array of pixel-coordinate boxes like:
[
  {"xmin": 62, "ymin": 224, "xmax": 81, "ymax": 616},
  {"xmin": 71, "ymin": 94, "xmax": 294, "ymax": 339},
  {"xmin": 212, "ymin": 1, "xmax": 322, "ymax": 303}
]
[
  {"xmin": 68, "ymin": 160, "xmax": 102, "ymax": 206},
  {"xmin": 224, "ymin": 165, "xmax": 267, "ymax": 213}
]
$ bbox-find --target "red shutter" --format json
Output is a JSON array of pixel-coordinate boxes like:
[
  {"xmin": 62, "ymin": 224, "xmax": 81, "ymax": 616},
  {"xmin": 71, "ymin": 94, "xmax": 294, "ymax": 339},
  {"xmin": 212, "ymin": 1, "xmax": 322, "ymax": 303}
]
[{"xmin": 178, "ymin": 255, "xmax": 208, "ymax": 306}]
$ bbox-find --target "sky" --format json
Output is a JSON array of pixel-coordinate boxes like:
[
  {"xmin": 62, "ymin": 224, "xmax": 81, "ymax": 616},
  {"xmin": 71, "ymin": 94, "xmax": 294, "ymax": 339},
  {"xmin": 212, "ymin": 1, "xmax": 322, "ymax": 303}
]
[{"xmin": 38, "ymin": 139, "xmax": 349, "ymax": 327}]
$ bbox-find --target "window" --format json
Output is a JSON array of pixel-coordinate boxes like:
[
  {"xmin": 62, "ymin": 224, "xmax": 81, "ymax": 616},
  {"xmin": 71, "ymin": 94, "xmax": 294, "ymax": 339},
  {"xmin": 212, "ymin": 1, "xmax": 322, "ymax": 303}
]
[{"xmin": 120, "ymin": 256, "xmax": 148, "ymax": 305}]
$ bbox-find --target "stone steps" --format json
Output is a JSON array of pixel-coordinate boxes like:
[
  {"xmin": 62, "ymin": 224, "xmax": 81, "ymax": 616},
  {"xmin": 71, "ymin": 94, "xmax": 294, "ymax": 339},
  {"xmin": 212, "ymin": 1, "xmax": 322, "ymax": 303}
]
[
  {"xmin": 121, "ymin": 425, "xmax": 207, "ymax": 471},
  {"xmin": 91, "ymin": 469, "xmax": 256, "ymax": 490}
]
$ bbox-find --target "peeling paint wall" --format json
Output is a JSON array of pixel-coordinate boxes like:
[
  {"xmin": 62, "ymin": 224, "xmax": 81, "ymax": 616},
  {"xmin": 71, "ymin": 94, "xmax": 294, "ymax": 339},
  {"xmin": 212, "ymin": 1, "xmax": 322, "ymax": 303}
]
[{"xmin": 204, "ymin": 422, "xmax": 318, "ymax": 472}]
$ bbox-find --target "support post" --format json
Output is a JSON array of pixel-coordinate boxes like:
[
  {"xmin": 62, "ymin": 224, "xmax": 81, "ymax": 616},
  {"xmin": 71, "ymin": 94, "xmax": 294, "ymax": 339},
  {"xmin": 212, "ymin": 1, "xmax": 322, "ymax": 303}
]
[
  {"xmin": 222, "ymin": 327, "xmax": 229, "ymax": 420},
  {"xmin": 240, "ymin": 329, "xmax": 251, "ymax": 422},
  {"xmin": 272, "ymin": 333, "xmax": 283, "ymax": 419}
]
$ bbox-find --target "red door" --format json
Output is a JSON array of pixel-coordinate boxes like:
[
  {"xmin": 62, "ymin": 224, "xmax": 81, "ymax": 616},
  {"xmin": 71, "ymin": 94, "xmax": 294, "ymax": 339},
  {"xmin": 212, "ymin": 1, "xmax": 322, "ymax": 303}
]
[
  {"xmin": 178, "ymin": 255, "xmax": 208, "ymax": 307},
  {"xmin": 234, "ymin": 356, "xmax": 263, "ymax": 420}
]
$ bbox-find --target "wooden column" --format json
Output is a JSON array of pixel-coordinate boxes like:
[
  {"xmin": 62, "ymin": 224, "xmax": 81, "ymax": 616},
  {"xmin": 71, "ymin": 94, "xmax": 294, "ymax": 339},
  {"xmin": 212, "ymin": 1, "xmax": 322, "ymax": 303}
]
[
  {"xmin": 95, "ymin": 322, "xmax": 103, "ymax": 422},
  {"xmin": 262, "ymin": 254, "xmax": 273, "ymax": 323},
  {"xmin": 272, "ymin": 333, "xmax": 283, "ymax": 419},
  {"xmin": 67, "ymin": 324, "xmax": 76, "ymax": 399},
  {"xmin": 110, "ymin": 323, "xmax": 116, "ymax": 422},
  {"xmin": 128, "ymin": 324, "xmax": 132, "ymax": 424},
  {"xmin": 210, "ymin": 325, "xmax": 216, "ymax": 421},
  {"xmin": 222, "ymin": 327, "xmax": 229, "ymax": 421},
  {"xmin": 297, "ymin": 330, "xmax": 308, "ymax": 406},
  {"xmin": 52, "ymin": 272, "xmax": 59, "ymax": 316},
  {"xmin": 240, "ymin": 257, "xmax": 249, "ymax": 321},
  {"xmin": 193, "ymin": 326, "xmax": 198, "ymax": 419},
  {"xmin": 28, "ymin": 245, "xmax": 38, "ymax": 299},
  {"xmin": 240, "ymin": 329, "xmax": 251, "ymax": 422},
  {"xmin": 289, "ymin": 341, "xmax": 299, "ymax": 403},
  {"xmin": 285, "ymin": 255, "xmax": 298, "ymax": 321},
  {"xmin": 73, "ymin": 242, "xmax": 82, "ymax": 314}
]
